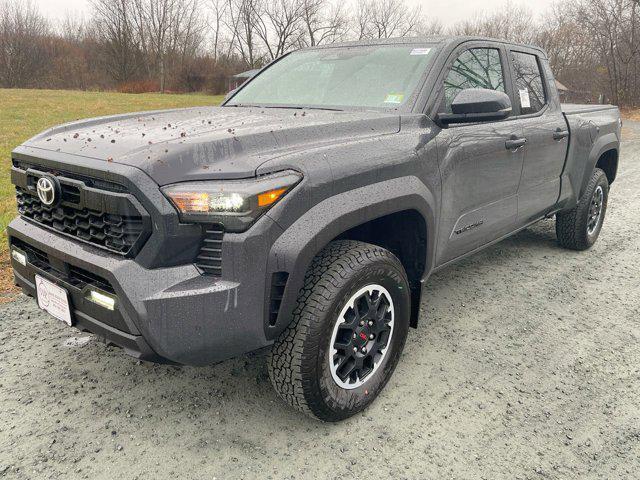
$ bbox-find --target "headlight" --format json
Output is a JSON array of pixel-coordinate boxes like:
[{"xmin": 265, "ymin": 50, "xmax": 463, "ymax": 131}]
[{"xmin": 162, "ymin": 170, "xmax": 302, "ymax": 231}]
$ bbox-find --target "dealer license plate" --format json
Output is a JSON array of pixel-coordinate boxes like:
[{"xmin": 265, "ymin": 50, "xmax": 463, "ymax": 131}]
[{"xmin": 35, "ymin": 275, "xmax": 73, "ymax": 326}]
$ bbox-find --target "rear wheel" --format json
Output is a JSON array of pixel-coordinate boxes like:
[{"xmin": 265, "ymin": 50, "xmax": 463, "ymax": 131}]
[
  {"xmin": 268, "ymin": 240, "xmax": 411, "ymax": 421},
  {"xmin": 556, "ymin": 168, "xmax": 609, "ymax": 251}
]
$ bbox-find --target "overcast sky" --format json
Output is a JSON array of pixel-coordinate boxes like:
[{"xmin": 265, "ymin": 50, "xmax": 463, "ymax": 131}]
[{"xmin": 34, "ymin": 0, "xmax": 557, "ymax": 26}]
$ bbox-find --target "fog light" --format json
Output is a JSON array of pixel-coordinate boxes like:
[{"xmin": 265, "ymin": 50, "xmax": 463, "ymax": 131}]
[
  {"xmin": 11, "ymin": 249, "xmax": 27, "ymax": 266},
  {"xmin": 86, "ymin": 289, "xmax": 116, "ymax": 310}
]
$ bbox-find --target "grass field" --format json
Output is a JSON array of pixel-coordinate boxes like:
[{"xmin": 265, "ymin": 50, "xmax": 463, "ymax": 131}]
[{"xmin": 0, "ymin": 89, "xmax": 223, "ymax": 295}]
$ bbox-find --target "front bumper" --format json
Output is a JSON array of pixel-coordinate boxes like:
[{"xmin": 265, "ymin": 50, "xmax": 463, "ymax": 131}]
[{"xmin": 8, "ymin": 216, "xmax": 282, "ymax": 366}]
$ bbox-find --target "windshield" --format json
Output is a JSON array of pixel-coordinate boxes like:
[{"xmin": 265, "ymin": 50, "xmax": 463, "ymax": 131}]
[{"xmin": 226, "ymin": 44, "xmax": 437, "ymax": 111}]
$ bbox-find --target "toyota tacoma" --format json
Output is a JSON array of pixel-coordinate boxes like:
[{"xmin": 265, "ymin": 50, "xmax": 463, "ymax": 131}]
[{"xmin": 8, "ymin": 37, "xmax": 621, "ymax": 421}]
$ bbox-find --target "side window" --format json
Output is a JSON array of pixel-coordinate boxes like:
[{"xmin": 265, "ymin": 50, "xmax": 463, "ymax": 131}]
[
  {"xmin": 511, "ymin": 52, "xmax": 546, "ymax": 115},
  {"xmin": 443, "ymin": 48, "xmax": 506, "ymax": 112}
]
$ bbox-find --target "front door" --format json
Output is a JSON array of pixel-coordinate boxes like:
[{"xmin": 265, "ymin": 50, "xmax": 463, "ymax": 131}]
[{"xmin": 434, "ymin": 46, "xmax": 525, "ymax": 266}]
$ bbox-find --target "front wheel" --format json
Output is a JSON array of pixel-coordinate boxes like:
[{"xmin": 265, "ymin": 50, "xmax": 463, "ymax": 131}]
[
  {"xmin": 268, "ymin": 240, "xmax": 411, "ymax": 421},
  {"xmin": 556, "ymin": 168, "xmax": 609, "ymax": 251}
]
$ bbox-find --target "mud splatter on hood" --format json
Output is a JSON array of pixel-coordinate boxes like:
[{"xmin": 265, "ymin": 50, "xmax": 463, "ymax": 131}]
[{"xmin": 24, "ymin": 106, "xmax": 400, "ymax": 185}]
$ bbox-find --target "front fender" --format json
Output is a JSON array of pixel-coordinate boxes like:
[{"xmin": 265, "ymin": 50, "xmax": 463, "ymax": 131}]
[{"xmin": 263, "ymin": 176, "xmax": 437, "ymax": 340}]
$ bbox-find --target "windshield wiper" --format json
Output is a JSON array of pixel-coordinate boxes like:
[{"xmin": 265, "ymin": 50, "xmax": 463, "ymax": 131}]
[
  {"xmin": 225, "ymin": 103, "xmax": 268, "ymax": 109},
  {"xmin": 261, "ymin": 105, "xmax": 344, "ymax": 112},
  {"xmin": 227, "ymin": 104, "xmax": 344, "ymax": 112},
  {"xmin": 302, "ymin": 106, "xmax": 344, "ymax": 112}
]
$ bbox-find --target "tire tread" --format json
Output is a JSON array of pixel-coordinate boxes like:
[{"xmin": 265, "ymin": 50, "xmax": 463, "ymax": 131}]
[
  {"xmin": 556, "ymin": 168, "xmax": 608, "ymax": 251},
  {"xmin": 267, "ymin": 240, "xmax": 406, "ymax": 419}
]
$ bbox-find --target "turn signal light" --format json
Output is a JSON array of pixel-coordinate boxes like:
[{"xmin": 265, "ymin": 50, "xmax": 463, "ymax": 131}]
[{"xmin": 258, "ymin": 188, "xmax": 287, "ymax": 207}]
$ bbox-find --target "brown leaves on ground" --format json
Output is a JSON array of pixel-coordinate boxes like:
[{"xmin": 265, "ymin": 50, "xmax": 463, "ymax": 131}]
[
  {"xmin": 621, "ymin": 109, "xmax": 640, "ymax": 122},
  {"xmin": 0, "ymin": 253, "xmax": 19, "ymax": 303}
]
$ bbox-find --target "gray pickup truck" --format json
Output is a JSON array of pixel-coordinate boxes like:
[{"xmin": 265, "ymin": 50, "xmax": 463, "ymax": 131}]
[{"xmin": 8, "ymin": 36, "xmax": 621, "ymax": 421}]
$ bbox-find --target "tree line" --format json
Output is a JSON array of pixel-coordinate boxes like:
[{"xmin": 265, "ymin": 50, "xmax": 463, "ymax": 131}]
[{"xmin": 0, "ymin": 0, "xmax": 638, "ymax": 106}]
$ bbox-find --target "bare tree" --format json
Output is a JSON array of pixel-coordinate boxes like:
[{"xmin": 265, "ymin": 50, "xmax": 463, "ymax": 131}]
[
  {"xmin": 565, "ymin": 0, "xmax": 640, "ymax": 104},
  {"xmin": 207, "ymin": 0, "xmax": 228, "ymax": 60},
  {"xmin": 416, "ymin": 18, "xmax": 443, "ymax": 37},
  {"xmin": 225, "ymin": 0, "xmax": 263, "ymax": 67},
  {"xmin": 132, "ymin": 0, "xmax": 205, "ymax": 92},
  {"xmin": 0, "ymin": 0, "xmax": 50, "ymax": 87},
  {"xmin": 91, "ymin": 0, "xmax": 142, "ymax": 84},
  {"xmin": 448, "ymin": 2, "xmax": 538, "ymax": 44},
  {"xmin": 254, "ymin": 0, "xmax": 306, "ymax": 60},
  {"xmin": 355, "ymin": 0, "xmax": 423, "ymax": 39},
  {"xmin": 299, "ymin": 0, "xmax": 348, "ymax": 46}
]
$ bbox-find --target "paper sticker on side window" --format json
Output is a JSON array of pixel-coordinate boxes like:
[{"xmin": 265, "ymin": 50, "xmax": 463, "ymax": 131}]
[
  {"xmin": 519, "ymin": 89, "xmax": 531, "ymax": 109},
  {"xmin": 410, "ymin": 48, "xmax": 431, "ymax": 56},
  {"xmin": 384, "ymin": 93, "xmax": 404, "ymax": 104}
]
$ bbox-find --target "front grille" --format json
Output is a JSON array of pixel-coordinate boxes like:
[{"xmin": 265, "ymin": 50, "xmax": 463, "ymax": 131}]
[
  {"xmin": 13, "ymin": 159, "xmax": 128, "ymax": 193},
  {"xmin": 196, "ymin": 225, "xmax": 224, "ymax": 276},
  {"xmin": 16, "ymin": 187, "xmax": 145, "ymax": 255},
  {"xmin": 11, "ymin": 238, "xmax": 114, "ymax": 294}
]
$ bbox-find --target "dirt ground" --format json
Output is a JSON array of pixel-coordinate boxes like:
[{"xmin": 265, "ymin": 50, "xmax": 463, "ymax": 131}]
[{"xmin": 1, "ymin": 124, "xmax": 639, "ymax": 480}]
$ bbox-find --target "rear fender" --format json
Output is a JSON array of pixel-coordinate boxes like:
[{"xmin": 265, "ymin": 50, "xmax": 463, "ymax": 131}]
[
  {"xmin": 580, "ymin": 134, "xmax": 618, "ymax": 198},
  {"xmin": 559, "ymin": 128, "xmax": 619, "ymax": 211}
]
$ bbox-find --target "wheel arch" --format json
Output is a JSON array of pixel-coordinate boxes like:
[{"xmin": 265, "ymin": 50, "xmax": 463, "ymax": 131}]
[
  {"xmin": 334, "ymin": 210, "xmax": 427, "ymax": 329},
  {"xmin": 595, "ymin": 148, "xmax": 619, "ymax": 186},
  {"xmin": 580, "ymin": 134, "xmax": 619, "ymax": 198},
  {"xmin": 265, "ymin": 176, "xmax": 437, "ymax": 340}
]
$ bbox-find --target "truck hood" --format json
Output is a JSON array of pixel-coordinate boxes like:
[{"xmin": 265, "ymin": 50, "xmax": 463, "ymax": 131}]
[{"xmin": 23, "ymin": 106, "xmax": 400, "ymax": 185}]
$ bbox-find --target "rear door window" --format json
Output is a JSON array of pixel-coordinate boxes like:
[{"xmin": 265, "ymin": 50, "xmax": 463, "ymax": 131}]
[
  {"xmin": 510, "ymin": 52, "xmax": 546, "ymax": 115},
  {"xmin": 443, "ymin": 48, "xmax": 506, "ymax": 112}
]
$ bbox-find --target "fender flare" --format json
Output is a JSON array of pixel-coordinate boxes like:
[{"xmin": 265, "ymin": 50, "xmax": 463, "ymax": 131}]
[
  {"xmin": 264, "ymin": 176, "xmax": 438, "ymax": 339},
  {"xmin": 579, "ymin": 133, "xmax": 619, "ymax": 199}
]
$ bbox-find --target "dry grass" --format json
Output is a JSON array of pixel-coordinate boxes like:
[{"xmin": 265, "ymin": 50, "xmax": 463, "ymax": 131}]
[
  {"xmin": 0, "ymin": 254, "xmax": 18, "ymax": 300},
  {"xmin": 0, "ymin": 88, "xmax": 223, "ymax": 294}
]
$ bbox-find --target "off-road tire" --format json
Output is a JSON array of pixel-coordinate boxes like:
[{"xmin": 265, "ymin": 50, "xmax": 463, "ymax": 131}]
[
  {"xmin": 268, "ymin": 240, "xmax": 411, "ymax": 422},
  {"xmin": 556, "ymin": 167, "xmax": 609, "ymax": 251}
]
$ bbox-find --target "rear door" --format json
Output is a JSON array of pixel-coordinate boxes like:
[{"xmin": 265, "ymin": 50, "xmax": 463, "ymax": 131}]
[
  {"xmin": 507, "ymin": 49, "xmax": 569, "ymax": 224},
  {"xmin": 433, "ymin": 43, "xmax": 526, "ymax": 266}
]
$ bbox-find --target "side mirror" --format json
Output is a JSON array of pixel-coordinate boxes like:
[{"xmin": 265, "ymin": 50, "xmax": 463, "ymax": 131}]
[{"xmin": 438, "ymin": 88, "xmax": 512, "ymax": 125}]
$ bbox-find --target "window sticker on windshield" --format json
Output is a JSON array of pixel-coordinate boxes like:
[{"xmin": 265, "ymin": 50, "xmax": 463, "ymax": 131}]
[
  {"xmin": 519, "ymin": 89, "xmax": 531, "ymax": 109},
  {"xmin": 410, "ymin": 48, "xmax": 431, "ymax": 56},
  {"xmin": 384, "ymin": 93, "xmax": 404, "ymax": 104}
]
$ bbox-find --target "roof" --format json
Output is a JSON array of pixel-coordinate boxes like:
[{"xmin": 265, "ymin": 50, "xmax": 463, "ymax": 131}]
[{"xmin": 306, "ymin": 35, "xmax": 546, "ymax": 55}]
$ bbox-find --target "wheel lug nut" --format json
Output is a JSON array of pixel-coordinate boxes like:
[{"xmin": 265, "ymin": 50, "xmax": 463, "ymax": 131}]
[
  {"xmin": 353, "ymin": 347, "xmax": 358, "ymax": 353},
  {"xmin": 369, "ymin": 334, "xmax": 375, "ymax": 340},
  {"xmin": 368, "ymin": 321, "xmax": 374, "ymax": 327},
  {"xmin": 361, "ymin": 347, "xmax": 367, "ymax": 354},
  {"xmin": 359, "ymin": 320, "xmax": 365, "ymax": 327},
  {"xmin": 353, "ymin": 333, "xmax": 357, "ymax": 339}
]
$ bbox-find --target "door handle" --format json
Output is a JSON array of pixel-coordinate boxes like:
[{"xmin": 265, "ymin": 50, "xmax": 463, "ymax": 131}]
[
  {"xmin": 505, "ymin": 137, "xmax": 527, "ymax": 151},
  {"xmin": 553, "ymin": 129, "xmax": 570, "ymax": 140}
]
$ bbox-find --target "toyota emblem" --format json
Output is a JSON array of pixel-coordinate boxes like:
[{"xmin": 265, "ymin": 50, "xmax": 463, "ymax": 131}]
[{"xmin": 36, "ymin": 177, "xmax": 57, "ymax": 205}]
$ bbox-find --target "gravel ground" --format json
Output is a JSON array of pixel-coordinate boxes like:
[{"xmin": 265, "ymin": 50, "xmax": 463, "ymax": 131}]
[{"xmin": 1, "ymin": 123, "xmax": 639, "ymax": 480}]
